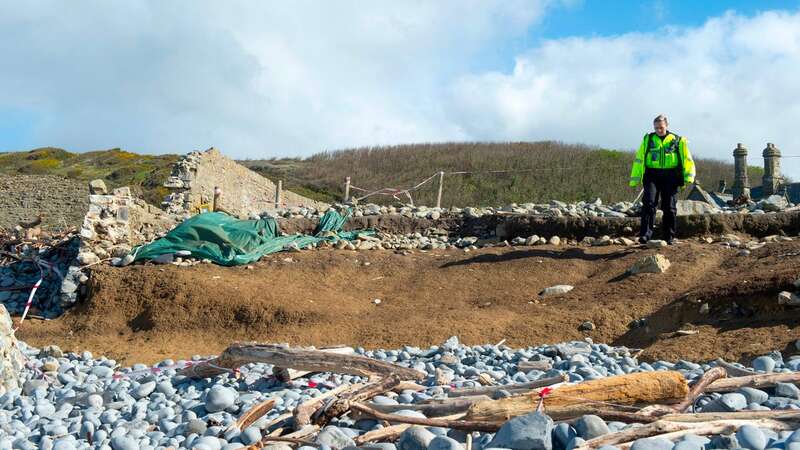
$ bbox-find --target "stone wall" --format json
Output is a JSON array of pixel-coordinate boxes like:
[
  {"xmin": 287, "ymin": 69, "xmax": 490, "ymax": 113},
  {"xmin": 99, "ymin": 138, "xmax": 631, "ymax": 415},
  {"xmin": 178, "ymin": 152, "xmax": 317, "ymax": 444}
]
[
  {"xmin": 78, "ymin": 181, "xmax": 177, "ymax": 265},
  {"xmin": 163, "ymin": 148, "xmax": 327, "ymax": 217},
  {"xmin": 0, "ymin": 175, "xmax": 88, "ymax": 231}
]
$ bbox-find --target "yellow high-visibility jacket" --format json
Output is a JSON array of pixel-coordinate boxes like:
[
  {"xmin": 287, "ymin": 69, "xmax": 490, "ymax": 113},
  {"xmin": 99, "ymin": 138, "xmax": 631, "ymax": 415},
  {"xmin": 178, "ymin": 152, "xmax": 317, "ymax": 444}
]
[{"xmin": 629, "ymin": 132, "xmax": 696, "ymax": 187}]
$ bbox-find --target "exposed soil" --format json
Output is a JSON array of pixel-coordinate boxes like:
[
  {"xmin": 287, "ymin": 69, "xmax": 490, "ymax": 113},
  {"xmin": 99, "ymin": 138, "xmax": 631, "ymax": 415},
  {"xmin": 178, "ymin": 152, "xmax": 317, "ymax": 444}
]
[{"xmin": 17, "ymin": 239, "xmax": 800, "ymax": 365}]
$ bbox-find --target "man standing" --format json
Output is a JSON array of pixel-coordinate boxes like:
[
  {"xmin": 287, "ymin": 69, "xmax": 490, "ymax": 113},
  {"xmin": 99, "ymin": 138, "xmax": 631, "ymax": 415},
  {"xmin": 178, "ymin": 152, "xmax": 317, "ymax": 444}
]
[{"xmin": 629, "ymin": 115, "xmax": 696, "ymax": 245}]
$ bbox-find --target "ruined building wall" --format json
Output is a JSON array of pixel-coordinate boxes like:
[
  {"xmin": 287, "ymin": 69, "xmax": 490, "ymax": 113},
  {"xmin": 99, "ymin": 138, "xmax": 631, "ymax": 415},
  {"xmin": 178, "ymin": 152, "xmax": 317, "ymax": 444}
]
[
  {"xmin": 0, "ymin": 175, "xmax": 88, "ymax": 231},
  {"xmin": 163, "ymin": 148, "xmax": 327, "ymax": 217}
]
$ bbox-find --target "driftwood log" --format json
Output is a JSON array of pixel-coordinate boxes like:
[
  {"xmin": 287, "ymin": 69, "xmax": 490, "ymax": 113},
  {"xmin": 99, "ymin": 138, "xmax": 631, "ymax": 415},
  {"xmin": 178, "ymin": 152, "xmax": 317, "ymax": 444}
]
[
  {"xmin": 576, "ymin": 418, "xmax": 800, "ymax": 450},
  {"xmin": 447, "ymin": 374, "xmax": 567, "ymax": 398},
  {"xmin": 354, "ymin": 424, "xmax": 412, "ymax": 445},
  {"xmin": 312, "ymin": 375, "xmax": 402, "ymax": 427},
  {"xmin": 672, "ymin": 367, "xmax": 726, "ymax": 412},
  {"xmin": 705, "ymin": 372, "xmax": 800, "ymax": 392},
  {"xmin": 350, "ymin": 402, "xmax": 501, "ymax": 432},
  {"xmin": 177, "ymin": 343, "xmax": 425, "ymax": 380},
  {"xmin": 293, "ymin": 384, "xmax": 354, "ymax": 429},
  {"xmin": 465, "ymin": 371, "xmax": 689, "ymax": 422}
]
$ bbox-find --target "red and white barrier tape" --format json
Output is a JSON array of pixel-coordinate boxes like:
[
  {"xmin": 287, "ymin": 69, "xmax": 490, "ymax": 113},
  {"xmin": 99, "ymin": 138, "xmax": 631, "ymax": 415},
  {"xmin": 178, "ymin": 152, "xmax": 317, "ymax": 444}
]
[{"xmin": 15, "ymin": 277, "xmax": 42, "ymax": 329}]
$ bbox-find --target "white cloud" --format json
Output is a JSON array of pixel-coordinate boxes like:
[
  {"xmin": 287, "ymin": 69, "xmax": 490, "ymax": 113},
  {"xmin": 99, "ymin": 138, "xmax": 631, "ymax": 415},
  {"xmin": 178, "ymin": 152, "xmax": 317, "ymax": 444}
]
[
  {"xmin": 447, "ymin": 9, "xmax": 800, "ymax": 178},
  {"xmin": 1, "ymin": 3, "xmax": 800, "ymax": 179},
  {"xmin": 0, "ymin": 0, "xmax": 548, "ymax": 156}
]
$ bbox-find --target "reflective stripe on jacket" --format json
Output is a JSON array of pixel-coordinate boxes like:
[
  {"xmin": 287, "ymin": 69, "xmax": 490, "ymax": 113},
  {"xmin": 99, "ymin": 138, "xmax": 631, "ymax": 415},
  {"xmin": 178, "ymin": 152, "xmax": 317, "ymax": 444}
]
[{"xmin": 629, "ymin": 132, "xmax": 696, "ymax": 187}]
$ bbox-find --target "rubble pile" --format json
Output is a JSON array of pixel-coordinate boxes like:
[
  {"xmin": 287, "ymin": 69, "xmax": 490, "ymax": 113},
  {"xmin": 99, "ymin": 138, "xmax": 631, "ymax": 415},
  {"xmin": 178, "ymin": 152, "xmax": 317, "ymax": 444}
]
[
  {"xmin": 268, "ymin": 195, "xmax": 799, "ymax": 222},
  {"xmin": 0, "ymin": 230, "xmax": 82, "ymax": 318}
]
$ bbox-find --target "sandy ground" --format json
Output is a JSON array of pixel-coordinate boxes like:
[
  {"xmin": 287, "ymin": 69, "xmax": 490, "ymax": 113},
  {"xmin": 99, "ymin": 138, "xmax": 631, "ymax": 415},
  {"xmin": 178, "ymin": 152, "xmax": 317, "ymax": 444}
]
[{"xmin": 17, "ymin": 239, "xmax": 800, "ymax": 365}]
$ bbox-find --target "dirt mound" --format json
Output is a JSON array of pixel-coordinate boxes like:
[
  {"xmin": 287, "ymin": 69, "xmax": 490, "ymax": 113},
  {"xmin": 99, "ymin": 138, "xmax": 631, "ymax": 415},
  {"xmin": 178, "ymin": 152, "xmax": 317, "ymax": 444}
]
[{"xmin": 18, "ymin": 240, "xmax": 800, "ymax": 365}]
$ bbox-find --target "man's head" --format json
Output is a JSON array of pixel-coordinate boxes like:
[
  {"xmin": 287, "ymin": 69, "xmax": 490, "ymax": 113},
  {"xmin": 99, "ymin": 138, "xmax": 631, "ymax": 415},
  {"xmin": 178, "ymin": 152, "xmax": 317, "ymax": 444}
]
[{"xmin": 653, "ymin": 114, "xmax": 668, "ymax": 137}]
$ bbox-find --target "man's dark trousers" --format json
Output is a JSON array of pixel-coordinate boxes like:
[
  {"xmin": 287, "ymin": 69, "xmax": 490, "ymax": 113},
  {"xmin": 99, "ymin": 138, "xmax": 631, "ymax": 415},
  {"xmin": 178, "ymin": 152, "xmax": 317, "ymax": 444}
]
[{"xmin": 639, "ymin": 168, "xmax": 680, "ymax": 241}]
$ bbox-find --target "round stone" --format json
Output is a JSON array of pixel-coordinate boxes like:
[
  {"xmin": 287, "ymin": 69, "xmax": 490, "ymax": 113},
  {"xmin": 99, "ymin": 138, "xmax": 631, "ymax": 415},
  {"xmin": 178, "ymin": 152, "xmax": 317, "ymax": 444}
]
[
  {"xmin": 132, "ymin": 381, "xmax": 156, "ymax": 399},
  {"xmin": 205, "ymin": 386, "xmax": 237, "ymax": 413},
  {"xmin": 241, "ymin": 427, "xmax": 262, "ymax": 446},
  {"xmin": 736, "ymin": 425, "xmax": 767, "ymax": 450},
  {"xmin": 110, "ymin": 436, "xmax": 138, "ymax": 450}
]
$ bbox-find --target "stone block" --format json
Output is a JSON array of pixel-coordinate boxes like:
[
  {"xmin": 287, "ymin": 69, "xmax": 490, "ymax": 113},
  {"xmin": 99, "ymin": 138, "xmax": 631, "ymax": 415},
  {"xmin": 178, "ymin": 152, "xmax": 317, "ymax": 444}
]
[
  {"xmin": 89, "ymin": 179, "xmax": 107, "ymax": 195},
  {"xmin": 112, "ymin": 186, "xmax": 131, "ymax": 197}
]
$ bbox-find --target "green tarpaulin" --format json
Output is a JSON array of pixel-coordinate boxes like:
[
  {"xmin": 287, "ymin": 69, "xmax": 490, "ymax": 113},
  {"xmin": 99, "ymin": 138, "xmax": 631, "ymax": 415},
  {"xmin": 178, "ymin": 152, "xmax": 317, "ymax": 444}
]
[{"xmin": 132, "ymin": 209, "xmax": 369, "ymax": 266}]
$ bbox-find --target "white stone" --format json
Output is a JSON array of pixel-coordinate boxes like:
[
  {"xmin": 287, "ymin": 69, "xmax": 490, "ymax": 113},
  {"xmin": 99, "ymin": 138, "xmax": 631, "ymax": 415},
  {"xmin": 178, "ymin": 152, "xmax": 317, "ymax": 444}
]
[
  {"xmin": 676, "ymin": 200, "xmax": 721, "ymax": 216},
  {"xmin": 778, "ymin": 291, "xmax": 800, "ymax": 306},
  {"xmin": 89, "ymin": 179, "xmax": 107, "ymax": 195},
  {"xmin": 629, "ymin": 254, "xmax": 671, "ymax": 274},
  {"xmin": 0, "ymin": 305, "xmax": 24, "ymax": 395},
  {"xmin": 539, "ymin": 285, "xmax": 574, "ymax": 297}
]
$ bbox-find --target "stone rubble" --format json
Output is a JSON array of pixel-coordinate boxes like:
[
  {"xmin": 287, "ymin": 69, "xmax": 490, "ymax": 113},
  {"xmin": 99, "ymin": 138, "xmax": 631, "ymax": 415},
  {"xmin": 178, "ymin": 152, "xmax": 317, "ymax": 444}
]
[{"xmin": 266, "ymin": 194, "xmax": 799, "ymax": 222}]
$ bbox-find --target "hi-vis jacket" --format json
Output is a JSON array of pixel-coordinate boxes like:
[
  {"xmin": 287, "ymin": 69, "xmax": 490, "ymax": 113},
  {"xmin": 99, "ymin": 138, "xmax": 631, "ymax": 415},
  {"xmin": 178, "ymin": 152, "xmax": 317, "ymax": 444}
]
[{"xmin": 629, "ymin": 132, "xmax": 696, "ymax": 187}]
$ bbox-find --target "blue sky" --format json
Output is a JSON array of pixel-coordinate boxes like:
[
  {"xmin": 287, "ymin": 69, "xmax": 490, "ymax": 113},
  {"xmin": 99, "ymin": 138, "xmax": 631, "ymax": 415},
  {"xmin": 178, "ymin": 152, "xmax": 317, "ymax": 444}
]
[
  {"xmin": 541, "ymin": 1, "xmax": 800, "ymax": 39},
  {"xmin": 2, "ymin": 1, "xmax": 800, "ymax": 177}
]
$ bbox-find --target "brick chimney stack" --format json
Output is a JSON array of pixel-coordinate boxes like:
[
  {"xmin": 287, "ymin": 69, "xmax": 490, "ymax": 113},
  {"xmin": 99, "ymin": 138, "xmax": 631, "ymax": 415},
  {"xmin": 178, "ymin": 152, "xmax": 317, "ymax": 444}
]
[{"xmin": 762, "ymin": 143, "xmax": 782, "ymax": 196}]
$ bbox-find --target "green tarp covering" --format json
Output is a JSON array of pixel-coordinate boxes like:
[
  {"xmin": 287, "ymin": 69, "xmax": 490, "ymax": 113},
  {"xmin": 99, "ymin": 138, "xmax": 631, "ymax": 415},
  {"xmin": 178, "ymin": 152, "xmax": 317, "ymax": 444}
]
[{"xmin": 132, "ymin": 209, "xmax": 368, "ymax": 266}]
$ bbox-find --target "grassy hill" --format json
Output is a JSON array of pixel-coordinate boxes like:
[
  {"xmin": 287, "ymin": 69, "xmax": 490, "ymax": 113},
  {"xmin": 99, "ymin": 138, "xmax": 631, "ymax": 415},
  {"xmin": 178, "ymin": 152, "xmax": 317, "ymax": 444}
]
[
  {"xmin": 241, "ymin": 142, "xmax": 763, "ymax": 207},
  {"xmin": 1, "ymin": 142, "xmax": 761, "ymax": 207},
  {"xmin": 0, "ymin": 147, "xmax": 177, "ymax": 205}
]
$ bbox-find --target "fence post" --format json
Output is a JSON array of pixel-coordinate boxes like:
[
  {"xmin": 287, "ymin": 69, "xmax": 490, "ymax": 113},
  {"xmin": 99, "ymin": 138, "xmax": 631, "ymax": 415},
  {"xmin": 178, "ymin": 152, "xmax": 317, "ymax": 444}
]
[
  {"xmin": 436, "ymin": 171, "xmax": 445, "ymax": 209},
  {"xmin": 275, "ymin": 180, "xmax": 282, "ymax": 208},
  {"xmin": 344, "ymin": 176, "xmax": 351, "ymax": 202}
]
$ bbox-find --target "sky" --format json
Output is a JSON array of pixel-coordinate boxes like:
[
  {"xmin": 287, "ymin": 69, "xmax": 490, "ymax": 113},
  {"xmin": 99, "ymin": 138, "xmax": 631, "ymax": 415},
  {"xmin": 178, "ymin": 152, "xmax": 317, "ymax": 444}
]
[{"xmin": 2, "ymin": 0, "xmax": 800, "ymax": 177}]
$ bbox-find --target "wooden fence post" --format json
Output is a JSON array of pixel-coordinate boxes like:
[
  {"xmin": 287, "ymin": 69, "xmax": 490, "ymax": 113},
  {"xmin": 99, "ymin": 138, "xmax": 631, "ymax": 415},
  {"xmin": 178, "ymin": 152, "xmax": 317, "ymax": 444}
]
[
  {"xmin": 275, "ymin": 180, "xmax": 282, "ymax": 208},
  {"xmin": 436, "ymin": 171, "xmax": 445, "ymax": 209},
  {"xmin": 344, "ymin": 177, "xmax": 351, "ymax": 202}
]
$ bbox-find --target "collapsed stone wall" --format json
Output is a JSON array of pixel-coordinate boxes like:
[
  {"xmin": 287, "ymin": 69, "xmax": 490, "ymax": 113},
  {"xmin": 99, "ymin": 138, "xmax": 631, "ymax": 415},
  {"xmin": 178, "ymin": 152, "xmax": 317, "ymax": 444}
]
[
  {"xmin": 78, "ymin": 181, "xmax": 177, "ymax": 266},
  {"xmin": 279, "ymin": 210, "xmax": 800, "ymax": 240},
  {"xmin": 163, "ymin": 148, "xmax": 326, "ymax": 218},
  {"xmin": 0, "ymin": 175, "xmax": 88, "ymax": 231}
]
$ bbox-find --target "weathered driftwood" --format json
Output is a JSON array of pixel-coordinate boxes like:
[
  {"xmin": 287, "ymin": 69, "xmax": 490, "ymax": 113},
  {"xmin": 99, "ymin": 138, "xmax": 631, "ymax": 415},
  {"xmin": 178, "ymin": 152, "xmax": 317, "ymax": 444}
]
[
  {"xmin": 354, "ymin": 424, "xmax": 413, "ymax": 445},
  {"xmin": 255, "ymin": 436, "xmax": 318, "ymax": 447},
  {"xmin": 366, "ymin": 398, "xmax": 483, "ymax": 417},
  {"xmin": 714, "ymin": 359, "xmax": 756, "ymax": 377},
  {"xmin": 313, "ymin": 375, "xmax": 402, "ymax": 427},
  {"xmin": 350, "ymin": 402, "xmax": 500, "ymax": 432},
  {"xmin": 576, "ymin": 418, "xmax": 800, "ymax": 450},
  {"xmin": 177, "ymin": 343, "xmax": 425, "ymax": 380},
  {"xmin": 661, "ymin": 410, "xmax": 800, "ymax": 423},
  {"xmin": 283, "ymin": 425, "xmax": 320, "ymax": 439},
  {"xmin": 274, "ymin": 346, "xmax": 356, "ymax": 381},
  {"xmin": 394, "ymin": 381, "xmax": 426, "ymax": 392},
  {"xmin": 228, "ymin": 399, "xmax": 276, "ymax": 433},
  {"xmin": 517, "ymin": 360, "xmax": 554, "ymax": 371},
  {"xmin": 262, "ymin": 412, "xmax": 293, "ymax": 433},
  {"xmin": 465, "ymin": 371, "xmax": 689, "ymax": 422},
  {"xmin": 447, "ymin": 374, "xmax": 567, "ymax": 398},
  {"xmin": 706, "ymin": 372, "xmax": 800, "ymax": 392},
  {"xmin": 673, "ymin": 367, "xmax": 726, "ymax": 412},
  {"xmin": 293, "ymin": 384, "xmax": 354, "ymax": 429},
  {"xmin": 547, "ymin": 406, "xmax": 657, "ymax": 423}
]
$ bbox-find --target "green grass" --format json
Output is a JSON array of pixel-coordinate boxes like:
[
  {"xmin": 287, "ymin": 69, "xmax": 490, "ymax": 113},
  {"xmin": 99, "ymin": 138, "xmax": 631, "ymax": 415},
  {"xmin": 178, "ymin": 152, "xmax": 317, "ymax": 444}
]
[
  {"xmin": 0, "ymin": 147, "xmax": 178, "ymax": 205},
  {"xmin": 2, "ymin": 143, "xmax": 758, "ymax": 208}
]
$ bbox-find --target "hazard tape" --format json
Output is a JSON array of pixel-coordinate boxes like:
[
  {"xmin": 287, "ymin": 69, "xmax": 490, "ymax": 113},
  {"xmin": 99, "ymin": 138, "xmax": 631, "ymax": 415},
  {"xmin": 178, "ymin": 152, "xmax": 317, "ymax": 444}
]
[{"xmin": 16, "ymin": 277, "xmax": 42, "ymax": 329}]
